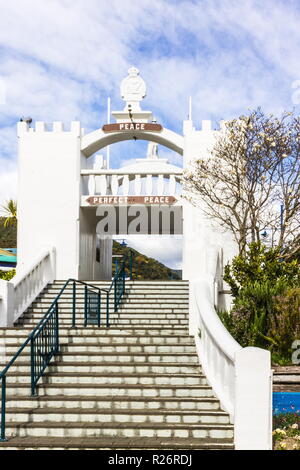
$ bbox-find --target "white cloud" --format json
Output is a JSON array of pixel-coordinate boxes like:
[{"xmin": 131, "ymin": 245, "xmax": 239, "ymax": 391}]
[{"xmin": 1, "ymin": 0, "xmax": 300, "ymax": 264}]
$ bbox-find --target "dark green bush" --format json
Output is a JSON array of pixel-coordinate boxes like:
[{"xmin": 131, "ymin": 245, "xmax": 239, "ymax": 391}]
[
  {"xmin": 219, "ymin": 243, "xmax": 300, "ymax": 363},
  {"xmin": 0, "ymin": 269, "xmax": 16, "ymax": 281}
]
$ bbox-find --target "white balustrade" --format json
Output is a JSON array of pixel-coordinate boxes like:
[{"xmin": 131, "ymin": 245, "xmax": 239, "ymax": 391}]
[
  {"xmin": 100, "ymin": 175, "xmax": 107, "ymax": 195},
  {"xmin": 190, "ymin": 274, "xmax": 272, "ymax": 450},
  {"xmin": 81, "ymin": 170, "xmax": 183, "ymax": 197},
  {"xmin": 111, "ymin": 175, "xmax": 119, "ymax": 195},
  {"xmin": 88, "ymin": 175, "xmax": 96, "ymax": 195},
  {"xmin": 0, "ymin": 248, "xmax": 56, "ymax": 327},
  {"xmin": 134, "ymin": 174, "xmax": 142, "ymax": 195},
  {"xmin": 169, "ymin": 174, "xmax": 176, "ymax": 194},
  {"xmin": 157, "ymin": 174, "xmax": 165, "ymax": 194},
  {"xmin": 122, "ymin": 175, "xmax": 130, "ymax": 196},
  {"xmin": 146, "ymin": 174, "xmax": 153, "ymax": 195}
]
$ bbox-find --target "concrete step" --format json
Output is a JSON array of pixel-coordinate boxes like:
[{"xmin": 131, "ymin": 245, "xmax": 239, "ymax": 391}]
[
  {"xmin": 32, "ymin": 293, "xmax": 189, "ymax": 305},
  {"xmin": 46, "ymin": 287, "xmax": 189, "ymax": 294},
  {"xmin": 24, "ymin": 307, "xmax": 189, "ymax": 314},
  {"xmin": 6, "ymin": 372, "xmax": 207, "ymax": 386},
  {"xmin": 5, "ymin": 395, "xmax": 222, "ymax": 411},
  {"xmin": 5, "ymin": 383, "xmax": 215, "ymax": 398},
  {"xmin": 53, "ymin": 281, "xmax": 189, "ymax": 285},
  {"xmin": 4, "ymin": 421, "xmax": 233, "ymax": 440},
  {"xmin": 16, "ymin": 319, "xmax": 189, "ymax": 326},
  {"xmin": 5, "ymin": 408, "xmax": 230, "ymax": 425},
  {"xmin": 0, "ymin": 327, "xmax": 190, "ymax": 337},
  {"xmin": 37, "ymin": 294, "xmax": 190, "ymax": 301},
  {"xmin": 3, "ymin": 361, "xmax": 202, "ymax": 375},
  {"xmin": 0, "ymin": 436, "xmax": 233, "ymax": 450},
  {"xmin": 1, "ymin": 344, "xmax": 197, "ymax": 355},
  {"xmin": 0, "ymin": 334, "xmax": 194, "ymax": 346},
  {"xmin": 1, "ymin": 352, "xmax": 199, "ymax": 365}
]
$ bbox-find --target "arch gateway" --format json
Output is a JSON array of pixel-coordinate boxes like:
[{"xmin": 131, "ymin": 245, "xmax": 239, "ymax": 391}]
[{"xmin": 17, "ymin": 67, "xmax": 237, "ymax": 285}]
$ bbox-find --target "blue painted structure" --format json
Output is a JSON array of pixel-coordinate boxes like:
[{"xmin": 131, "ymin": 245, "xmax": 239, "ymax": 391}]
[
  {"xmin": 0, "ymin": 248, "xmax": 17, "ymax": 269},
  {"xmin": 273, "ymin": 392, "xmax": 300, "ymax": 415}
]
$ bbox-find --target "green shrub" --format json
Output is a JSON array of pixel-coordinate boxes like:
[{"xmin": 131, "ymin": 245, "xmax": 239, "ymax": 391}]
[
  {"xmin": 0, "ymin": 269, "xmax": 16, "ymax": 281},
  {"xmin": 224, "ymin": 242, "xmax": 300, "ymax": 298},
  {"xmin": 268, "ymin": 288, "xmax": 300, "ymax": 361},
  {"xmin": 218, "ymin": 242, "xmax": 300, "ymax": 363}
]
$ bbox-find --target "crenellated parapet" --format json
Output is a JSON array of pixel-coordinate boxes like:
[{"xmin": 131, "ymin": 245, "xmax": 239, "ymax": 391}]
[
  {"xmin": 17, "ymin": 121, "xmax": 82, "ymax": 136},
  {"xmin": 183, "ymin": 119, "xmax": 227, "ymax": 135}
]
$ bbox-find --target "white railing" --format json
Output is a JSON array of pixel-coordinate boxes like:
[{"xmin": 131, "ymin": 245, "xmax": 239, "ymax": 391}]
[
  {"xmin": 81, "ymin": 170, "xmax": 182, "ymax": 197},
  {"xmin": 0, "ymin": 248, "xmax": 56, "ymax": 327},
  {"xmin": 189, "ymin": 271, "xmax": 273, "ymax": 449}
]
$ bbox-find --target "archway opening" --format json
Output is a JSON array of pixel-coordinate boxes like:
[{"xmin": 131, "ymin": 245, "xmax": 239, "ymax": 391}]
[{"xmin": 79, "ymin": 139, "xmax": 184, "ymax": 281}]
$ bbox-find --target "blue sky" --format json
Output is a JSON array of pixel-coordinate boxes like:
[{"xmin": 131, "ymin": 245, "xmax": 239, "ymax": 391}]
[{"xmin": 0, "ymin": 0, "xmax": 300, "ymax": 268}]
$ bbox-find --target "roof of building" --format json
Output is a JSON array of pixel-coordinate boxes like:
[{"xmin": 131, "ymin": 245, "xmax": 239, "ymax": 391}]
[{"xmin": 0, "ymin": 248, "xmax": 17, "ymax": 264}]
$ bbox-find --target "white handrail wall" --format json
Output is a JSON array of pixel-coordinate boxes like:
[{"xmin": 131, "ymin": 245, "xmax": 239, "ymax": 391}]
[
  {"xmin": 190, "ymin": 277, "xmax": 273, "ymax": 450},
  {"xmin": 0, "ymin": 248, "xmax": 56, "ymax": 327}
]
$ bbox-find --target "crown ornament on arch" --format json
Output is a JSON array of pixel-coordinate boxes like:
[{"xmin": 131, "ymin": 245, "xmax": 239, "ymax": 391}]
[{"xmin": 120, "ymin": 66, "xmax": 147, "ymax": 111}]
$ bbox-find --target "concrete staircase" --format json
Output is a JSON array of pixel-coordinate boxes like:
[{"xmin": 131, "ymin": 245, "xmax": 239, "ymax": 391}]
[{"xmin": 0, "ymin": 280, "xmax": 234, "ymax": 450}]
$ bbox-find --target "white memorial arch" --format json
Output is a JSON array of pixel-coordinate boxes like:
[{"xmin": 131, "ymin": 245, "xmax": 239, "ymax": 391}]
[{"xmin": 16, "ymin": 67, "xmax": 237, "ymax": 286}]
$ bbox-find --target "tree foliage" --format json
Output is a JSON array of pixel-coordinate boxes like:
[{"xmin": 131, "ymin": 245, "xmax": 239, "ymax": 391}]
[
  {"xmin": 219, "ymin": 242, "xmax": 300, "ymax": 363},
  {"xmin": 224, "ymin": 242, "xmax": 300, "ymax": 297},
  {"xmin": 0, "ymin": 269, "xmax": 16, "ymax": 281},
  {"xmin": 183, "ymin": 109, "xmax": 300, "ymax": 258},
  {"xmin": 1, "ymin": 200, "xmax": 17, "ymax": 228}
]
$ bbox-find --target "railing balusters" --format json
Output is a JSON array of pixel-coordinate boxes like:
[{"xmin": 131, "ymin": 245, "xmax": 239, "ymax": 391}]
[
  {"xmin": 72, "ymin": 281, "xmax": 76, "ymax": 328},
  {"xmin": 88, "ymin": 174, "xmax": 96, "ymax": 195},
  {"xmin": 98, "ymin": 292, "xmax": 101, "ymax": 327},
  {"xmin": 123, "ymin": 175, "xmax": 130, "ymax": 196},
  {"xmin": 106, "ymin": 292, "xmax": 110, "ymax": 328},
  {"xmin": 0, "ymin": 270, "xmax": 133, "ymax": 442},
  {"xmin": 0, "ymin": 376, "xmax": 6, "ymax": 442},
  {"xmin": 55, "ymin": 302, "xmax": 59, "ymax": 354},
  {"xmin": 111, "ymin": 175, "xmax": 119, "ymax": 194},
  {"xmin": 84, "ymin": 286, "xmax": 88, "ymax": 327},
  {"xmin": 134, "ymin": 174, "xmax": 141, "ymax": 195},
  {"xmin": 100, "ymin": 175, "xmax": 107, "ymax": 195},
  {"xmin": 30, "ymin": 337, "xmax": 36, "ymax": 397}
]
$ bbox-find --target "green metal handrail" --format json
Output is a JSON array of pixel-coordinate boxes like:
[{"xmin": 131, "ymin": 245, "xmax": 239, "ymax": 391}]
[
  {"xmin": 108, "ymin": 250, "xmax": 133, "ymax": 312},
  {"xmin": 0, "ymin": 250, "xmax": 134, "ymax": 442},
  {"xmin": 0, "ymin": 278, "xmax": 108, "ymax": 442}
]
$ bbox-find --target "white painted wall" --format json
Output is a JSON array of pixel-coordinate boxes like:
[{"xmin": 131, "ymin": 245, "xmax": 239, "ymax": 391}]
[
  {"xmin": 17, "ymin": 121, "xmax": 81, "ymax": 280},
  {"xmin": 182, "ymin": 121, "xmax": 238, "ymax": 281}
]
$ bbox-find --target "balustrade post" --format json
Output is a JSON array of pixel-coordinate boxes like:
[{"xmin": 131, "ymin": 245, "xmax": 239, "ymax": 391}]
[
  {"xmin": 55, "ymin": 301, "xmax": 59, "ymax": 354},
  {"xmin": 98, "ymin": 292, "xmax": 101, "ymax": 327},
  {"xmin": 129, "ymin": 251, "xmax": 133, "ymax": 280},
  {"xmin": 84, "ymin": 286, "xmax": 88, "ymax": 327},
  {"xmin": 106, "ymin": 292, "xmax": 110, "ymax": 328},
  {"xmin": 114, "ymin": 279, "xmax": 117, "ymax": 312},
  {"xmin": 0, "ymin": 376, "xmax": 6, "ymax": 442},
  {"xmin": 72, "ymin": 281, "xmax": 76, "ymax": 328},
  {"xmin": 30, "ymin": 337, "xmax": 37, "ymax": 397}
]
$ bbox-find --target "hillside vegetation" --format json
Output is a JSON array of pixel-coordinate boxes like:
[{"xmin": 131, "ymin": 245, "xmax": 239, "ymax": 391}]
[
  {"xmin": 113, "ymin": 241, "xmax": 180, "ymax": 280},
  {"xmin": 0, "ymin": 218, "xmax": 17, "ymax": 247}
]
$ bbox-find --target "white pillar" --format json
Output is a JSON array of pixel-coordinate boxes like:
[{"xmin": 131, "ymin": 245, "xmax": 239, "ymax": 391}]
[{"xmin": 234, "ymin": 347, "xmax": 273, "ymax": 450}]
